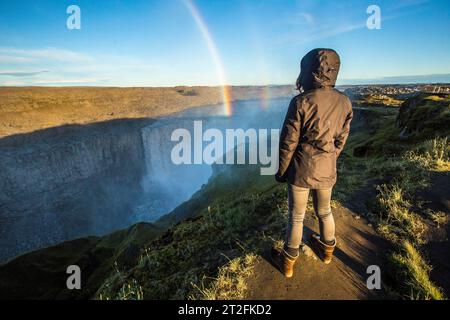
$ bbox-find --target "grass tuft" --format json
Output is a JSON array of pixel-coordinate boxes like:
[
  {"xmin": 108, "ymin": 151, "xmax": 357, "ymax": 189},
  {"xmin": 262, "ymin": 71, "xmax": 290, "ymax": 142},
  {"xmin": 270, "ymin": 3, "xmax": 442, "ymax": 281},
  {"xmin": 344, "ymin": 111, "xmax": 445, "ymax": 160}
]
[
  {"xmin": 190, "ymin": 253, "xmax": 257, "ymax": 300},
  {"xmin": 376, "ymin": 182, "xmax": 426, "ymax": 244},
  {"xmin": 391, "ymin": 241, "xmax": 444, "ymax": 300}
]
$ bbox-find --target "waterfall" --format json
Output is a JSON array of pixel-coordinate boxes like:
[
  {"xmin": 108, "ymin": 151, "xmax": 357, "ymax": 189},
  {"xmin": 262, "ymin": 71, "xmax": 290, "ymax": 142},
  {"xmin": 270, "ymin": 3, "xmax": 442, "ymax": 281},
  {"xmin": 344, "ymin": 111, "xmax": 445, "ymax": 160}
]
[{"xmin": 136, "ymin": 119, "xmax": 212, "ymax": 221}]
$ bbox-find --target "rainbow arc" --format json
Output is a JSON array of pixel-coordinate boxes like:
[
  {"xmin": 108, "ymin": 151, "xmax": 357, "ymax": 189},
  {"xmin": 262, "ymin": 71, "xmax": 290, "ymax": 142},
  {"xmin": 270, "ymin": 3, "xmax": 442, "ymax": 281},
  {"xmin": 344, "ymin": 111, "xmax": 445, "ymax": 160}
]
[{"xmin": 183, "ymin": 0, "xmax": 233, "ymax": 116}]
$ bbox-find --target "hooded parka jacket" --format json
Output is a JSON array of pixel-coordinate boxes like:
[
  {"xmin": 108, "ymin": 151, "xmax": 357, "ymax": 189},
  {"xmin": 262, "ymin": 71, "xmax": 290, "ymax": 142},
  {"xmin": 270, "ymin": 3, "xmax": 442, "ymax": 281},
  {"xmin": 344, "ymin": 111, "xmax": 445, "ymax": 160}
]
[{"xmin": 276, "ymin": 48, "xmax": 353, "ymax": 189}]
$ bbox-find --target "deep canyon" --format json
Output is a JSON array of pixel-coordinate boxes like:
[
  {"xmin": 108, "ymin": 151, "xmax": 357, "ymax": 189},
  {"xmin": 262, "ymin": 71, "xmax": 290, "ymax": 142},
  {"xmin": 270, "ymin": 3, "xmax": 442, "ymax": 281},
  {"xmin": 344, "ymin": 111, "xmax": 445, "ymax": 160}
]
[{"xmin": 1, "ymin": 98, "xmax": 312, "ymax": 262}]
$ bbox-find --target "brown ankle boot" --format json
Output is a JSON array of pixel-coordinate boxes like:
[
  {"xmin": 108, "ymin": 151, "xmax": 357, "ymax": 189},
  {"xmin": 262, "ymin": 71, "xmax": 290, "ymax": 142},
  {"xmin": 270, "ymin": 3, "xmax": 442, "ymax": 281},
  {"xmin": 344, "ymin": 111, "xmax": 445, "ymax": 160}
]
[
  {"xmin": 271, "ymin": 247, "xmax": 298, "ymax": 278},
  {"xmin": 310, "ymin": 234, "xmax": 336, "ymax": 264}
]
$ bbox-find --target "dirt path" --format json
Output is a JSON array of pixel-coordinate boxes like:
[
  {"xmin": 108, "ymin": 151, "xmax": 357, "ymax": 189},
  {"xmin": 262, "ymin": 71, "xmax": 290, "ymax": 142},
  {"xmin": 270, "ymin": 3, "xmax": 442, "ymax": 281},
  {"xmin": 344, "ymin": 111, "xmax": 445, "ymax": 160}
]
[{"xmin": 246, "ymin": 204, "xmax": 390, "ymax": 300}]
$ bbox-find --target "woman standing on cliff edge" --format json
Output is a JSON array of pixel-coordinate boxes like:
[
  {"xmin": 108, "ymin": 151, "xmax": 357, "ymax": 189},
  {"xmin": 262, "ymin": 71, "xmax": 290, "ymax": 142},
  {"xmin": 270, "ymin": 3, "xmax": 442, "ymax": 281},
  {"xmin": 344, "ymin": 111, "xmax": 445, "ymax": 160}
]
[{"xmin": 273, "ymin": 48, "xmax": 353, "ymax": 278}]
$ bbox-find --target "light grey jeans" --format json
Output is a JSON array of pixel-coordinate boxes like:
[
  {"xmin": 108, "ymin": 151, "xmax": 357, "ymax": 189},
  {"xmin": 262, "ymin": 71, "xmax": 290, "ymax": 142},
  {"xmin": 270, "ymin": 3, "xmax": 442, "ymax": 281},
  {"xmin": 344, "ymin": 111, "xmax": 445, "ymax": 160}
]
[{"xmin": 285, "ymin": 184, "xmax": 335, "ymax": 252}]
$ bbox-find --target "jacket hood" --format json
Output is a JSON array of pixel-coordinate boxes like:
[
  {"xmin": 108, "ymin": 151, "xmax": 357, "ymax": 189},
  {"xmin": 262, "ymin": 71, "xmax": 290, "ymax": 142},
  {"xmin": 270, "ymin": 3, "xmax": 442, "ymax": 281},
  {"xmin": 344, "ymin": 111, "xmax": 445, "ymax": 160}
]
[{"xmin": 296, "ymin": 48, "xmax": 341, "ymax": 91}]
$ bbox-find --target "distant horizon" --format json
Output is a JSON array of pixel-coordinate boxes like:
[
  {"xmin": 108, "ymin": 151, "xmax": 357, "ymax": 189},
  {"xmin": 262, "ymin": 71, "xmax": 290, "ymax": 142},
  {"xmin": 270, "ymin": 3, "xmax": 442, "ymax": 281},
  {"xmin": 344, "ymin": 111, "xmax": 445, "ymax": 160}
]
[{"xmin": 2, "ymin": 73, "xmax": 450, "ymax": 89}]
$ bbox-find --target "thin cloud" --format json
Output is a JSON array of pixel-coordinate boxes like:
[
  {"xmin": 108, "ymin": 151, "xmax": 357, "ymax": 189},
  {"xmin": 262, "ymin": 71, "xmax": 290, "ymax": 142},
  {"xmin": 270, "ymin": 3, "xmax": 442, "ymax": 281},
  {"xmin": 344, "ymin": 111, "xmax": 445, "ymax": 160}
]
[
  {"xmin": 280, "ymin": 11, "xmax": 314, "ymax": 26},
  {"xmin": 0, "ymin": 47, "xmax": 94, "ymax": 63},
  {"xmin": 0, "ymin": 80, "xmax": 27, "ymax": 86},
  {"xmin": 0, "ymin": 55, "xmax": 37, "ymax": 63},
  {"xmin": 0, "ymin": 70, "xmax": 49, "ymax": 77},
  {"xmin": 274, "ymin": 10, "xmax": 407, "ymax": 47},
  {"xmin": 273, "ymin": 20, "xmax": 365, "ymax": 47},
  {"xmin": 273, "ymin": 0, "xmax": 429, "ymax": 49},
  {"xmin": 297, "ymin": 21, "xmax": 365, "ymax": 44},
  {"xmin": 291, "ymin": 12, "xmax": 314, "ymax": 25},
  {"xmin": 0, "ymin": 78, "xmax": 107, "ymax": 86},
  {"xmin": 389, "ymin": 0, "xmax": 430, "ymax": 11},
  {"xmin": 300, "ymin": 12, "xmax": 314, "ymax": 24},
  {"xmin": 0, "ymin": 46, "xmax": 166, "ymax": 86},
  {"xmin": 34, "ymin": 79, "xmax": 105, "ymax": 84}
]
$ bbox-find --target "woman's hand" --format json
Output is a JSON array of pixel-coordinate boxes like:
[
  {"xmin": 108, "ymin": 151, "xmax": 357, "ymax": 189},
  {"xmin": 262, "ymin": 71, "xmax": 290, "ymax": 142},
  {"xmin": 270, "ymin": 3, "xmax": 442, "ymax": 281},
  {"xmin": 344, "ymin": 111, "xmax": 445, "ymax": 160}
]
[{"xmin": 275, "ymin": 172, "xmax": 287, "ymax": 183}]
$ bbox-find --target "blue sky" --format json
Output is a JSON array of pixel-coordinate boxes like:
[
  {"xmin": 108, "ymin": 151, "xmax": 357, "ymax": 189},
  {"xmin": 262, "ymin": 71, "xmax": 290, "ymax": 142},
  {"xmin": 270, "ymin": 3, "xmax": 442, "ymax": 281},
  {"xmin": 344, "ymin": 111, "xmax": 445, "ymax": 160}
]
[{"xmin": 0, "ymin": 0, "xmax": 449, "ymax": 86}]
